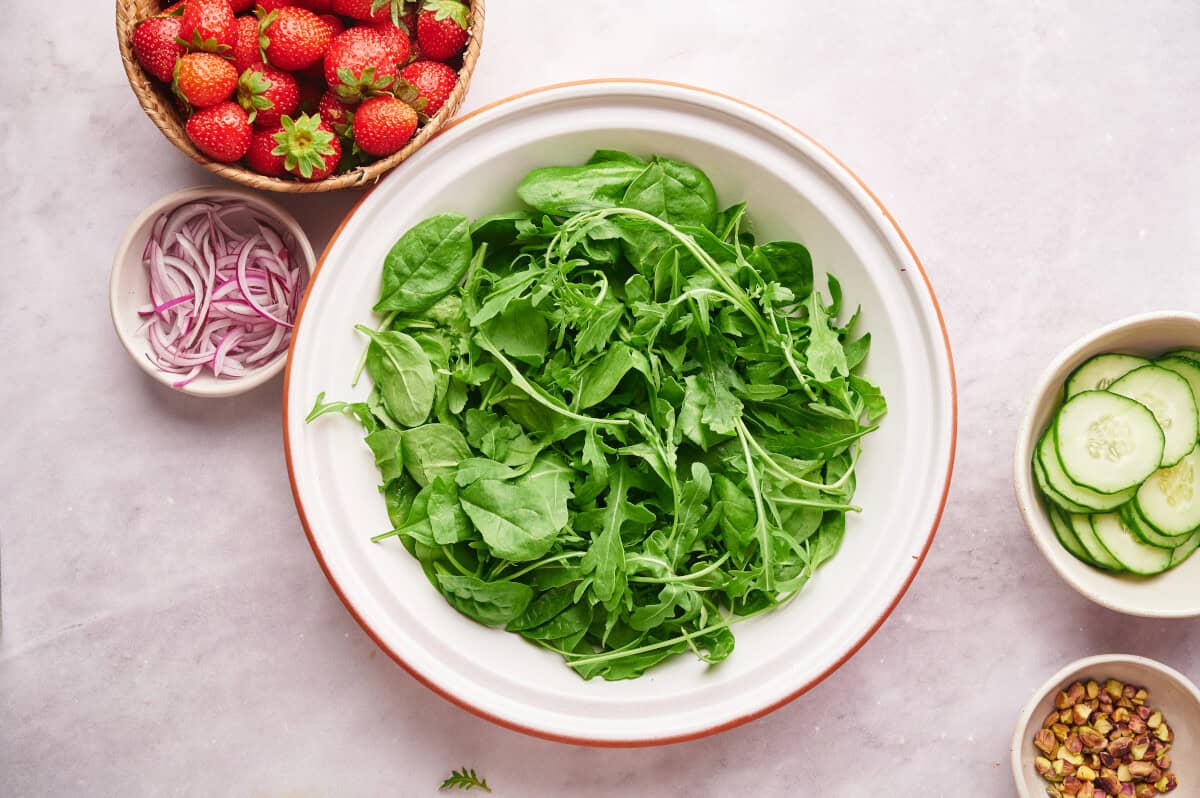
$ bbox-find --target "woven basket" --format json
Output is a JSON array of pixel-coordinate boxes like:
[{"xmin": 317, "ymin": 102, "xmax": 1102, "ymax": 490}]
[{"xmin": 115, "ymin": 0, "xmax": 484, "ymax": 193}]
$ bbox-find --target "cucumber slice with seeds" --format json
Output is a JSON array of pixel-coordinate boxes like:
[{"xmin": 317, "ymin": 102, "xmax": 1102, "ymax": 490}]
[
  {"xmin": 1038, "ymin": 431, "xmax": 1134, "ymax": 511},
  {"xmin": 1090, "ymin": 512, "xmax": 1173, "ymax": 575},
  {"xmin": 1033, "ymin": 453, "xmax": 1093, "ymax": 513},
  {"xmin": 1108, "ymin": 365, "xmax": 1198, "ymax": 467},
  {"xmin": 1120, "ymin": 502, "xmax": 1192, "ymax": 549},
  {"xmin": 1054, "ymin": 391, "xmax": 1164, "ymax": 494},
  {"xmin": 1048, "ymin": 505, "xmax": 1102, "ymax": 567},
  {"xmin": 1066, "ymin": 353, "xmax": 1149, "ymax": 397},
  {"xmin": 1134, "ymin": 446, "xmax": 1200, "ymax": 536},
  {"xmin": 1070, "ymin": 513, "xmax": 1124, "ymax": 571},
  {"xmin": 1171, "ymin": 532, "xmax": 1200, "ymax": 567}
]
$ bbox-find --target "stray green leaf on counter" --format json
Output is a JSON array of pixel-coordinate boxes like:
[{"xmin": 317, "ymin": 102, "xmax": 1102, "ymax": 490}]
[
  {"xmin": 309, "ymin": 150, "xmax": 886, "ymax": 680},
  {"xmin": 440, "ymin": 767, "xmax": 491, "ymax": 793}
]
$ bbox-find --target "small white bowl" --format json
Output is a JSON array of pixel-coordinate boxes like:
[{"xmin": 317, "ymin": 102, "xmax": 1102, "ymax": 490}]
[
  {"xmin": 109, "ymin": 186, "xmax": 315, "ymax": 398},
  {"xmin": 1014, "ymin": 311, "xmax": 1200, "ymax": 617},
  {"xmin": 1012, "ymin": 654, "xmax": 1199, "ymax": 796}
]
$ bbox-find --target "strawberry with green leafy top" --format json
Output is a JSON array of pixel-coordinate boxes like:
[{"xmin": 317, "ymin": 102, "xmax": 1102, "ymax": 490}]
[
  {"xmin": 318, "ymin": 90, "xmax": 355, "ymax": 132},
  {"xmin": 259, "ymin": 6, "xmax": 333, "ymax": 71},
  {"xmin": 179, "ymin": 0, "xmax": 237, "ymax": 54},
  {"xmin": 237, "ymin": 63, "xmax": 299, "ymax": 127},
  {"xmin": 352, "ymin": 95, "xmax": 417, "ymax": 156},
  {"xmin": 272, "ymin": 113, "xmax": 341, "ymax": 180},
  {"xmin": 398, "ymin": 59, "xmax": 456, "ymax": 115},
  {"xmin": 324, "ymin": 27, "xmax": 397, "ymax": 103},
  {"xmin": 185, "ymin": 101, "xmax": 252, "ymax": 162},
  {"xmin": 416, "ymin": 0, "xmax": 468, "ymax": 61},
  {"xmin": 132, "ymin": 15, "xmax": 186, "ymax": 83},
  {"xmin": 173, "ymin": 52, "xmax": 239, "ymax": 109}
]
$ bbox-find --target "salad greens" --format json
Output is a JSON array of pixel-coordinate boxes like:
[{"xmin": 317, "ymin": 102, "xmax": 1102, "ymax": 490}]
[{"xmin": 308, "ymin": 150, "xmax": 886, "ymax": 680}]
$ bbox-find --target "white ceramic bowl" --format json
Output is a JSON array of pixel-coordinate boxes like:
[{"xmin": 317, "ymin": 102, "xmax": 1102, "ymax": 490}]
[
  {"xmin": 110, "ymin": 186, "xmax": 315, "ymax": 398},
  {"xmin": 1014, "ymin": 311, "xmax": 1200, "ymax": 618},
  {"xmin": 1012, "ymin": 654, "xmax": 1199, "ymax": 796},
  {"xmin": 283, "ymin": 80, "xmax": 957, "ymax": 745}
]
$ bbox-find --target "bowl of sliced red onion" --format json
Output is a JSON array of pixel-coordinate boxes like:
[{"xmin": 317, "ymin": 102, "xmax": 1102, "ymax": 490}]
[{"xmin": 110, "ymin": 187, "xmax": 314, "ymax": 397}]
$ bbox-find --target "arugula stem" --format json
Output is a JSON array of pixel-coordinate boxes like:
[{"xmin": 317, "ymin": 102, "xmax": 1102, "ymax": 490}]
[
  {"xmin": 500, "ymin": 551, "xmax": 587, "ymax": 581},
  {"xmin": 477, "ymin": 334, "xmax": 629, "ymax": 427},
  {"xmin": 351, "ymin": 311, "xmax": 398, "ymax": 388},
  {"xmin": 628, "ymin": 552, "xmax": 731, "ymax": 584},
  {"xmin": 735, "ymin": 423, "xmax": 772, "ymax": 591},
  {"xmin": 735, "ymin": 418, "xmax": 858, "ymax": 492},
  {"xmin": 767, "ymin": 496, "xmax": 862, "ymax": 512}
]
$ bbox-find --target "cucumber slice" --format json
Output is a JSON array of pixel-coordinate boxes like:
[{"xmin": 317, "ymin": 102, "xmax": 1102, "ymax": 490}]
[
  {"xmin": 1066, "ymin": 353, "xmax": 1149, "ymax": 396},
  {"xmin": 1037, "ymin": 431, "xmax": 1134, "ymax": 511},
  {"xmin": 1164, "ymin": 349, "xmax": 1200, "ymax": 364},
  {"xmin": 1054, "ymin": 391, "xmax": 1165, "ymax": 493},
  {"xmin": 1048, "ymin": 505, "xmax": 1101, "ymax": 567},
  {"xmin": 1109, "ymin": 365, "xmax": 1198, "ymax": 467},
  {"xmin": 1134, "ymin": 446, "xmax": 1200, "ymax": 536},
  {"xmin": 1090, "ymin": 512, "xmax": 1173, "ymax": 575},
  {"xmin": 1070, "ymin": 513, "xmax": 1124, "ymax": 571},
  {"xmin": 1156, "ymin": 356, "xmax": 1200, "ymax": 410},
  {"xmin": 1170, "ymin": 532, "xmax": 1200, "ymax": 567},
  {"xmin": 1120, "ymin": 502, "xmax": 1192, "ymax": 549},
  {"xmin": 1033, "ymin": 453, "xmax": 1093, "ymax": 513}
]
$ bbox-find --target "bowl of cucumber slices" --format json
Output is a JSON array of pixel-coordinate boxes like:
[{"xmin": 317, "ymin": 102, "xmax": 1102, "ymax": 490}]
[{"xmin": 1016, "ymin": 311, "xmax": 1200, "ymax": 617}]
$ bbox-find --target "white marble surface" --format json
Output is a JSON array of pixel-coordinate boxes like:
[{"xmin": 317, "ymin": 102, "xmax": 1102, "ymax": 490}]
[{"xmin": 4, "ymin": 1, "xmax": 1200, "ymax": 795}]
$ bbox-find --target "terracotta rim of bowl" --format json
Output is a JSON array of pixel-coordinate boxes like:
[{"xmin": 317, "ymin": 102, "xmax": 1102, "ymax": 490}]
[{"xmin": 280, "ymin": 78, "xmax": 960, "ymax": 747}]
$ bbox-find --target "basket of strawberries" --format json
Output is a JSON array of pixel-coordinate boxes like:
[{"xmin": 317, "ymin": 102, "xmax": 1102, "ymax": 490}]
[{"xmin": 116, "ymin": 0, "xmax": 483, "ymax": 192}]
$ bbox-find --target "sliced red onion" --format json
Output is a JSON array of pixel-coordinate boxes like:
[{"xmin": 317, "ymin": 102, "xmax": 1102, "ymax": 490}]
[{"xmin": 139, "ymin": 199, "xmax": 304, "ymax": 388}]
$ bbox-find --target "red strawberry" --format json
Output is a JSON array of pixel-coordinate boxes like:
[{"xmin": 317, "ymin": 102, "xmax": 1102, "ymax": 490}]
[
  {"xmin": 398, "ymin": 60, "xmax": 456, "ymax": 115},
  {"xmin": 272, "ymin": 113, "xmax": 341, "ymax": 180},
  {"xmin": 173, "ymin": 52, "xmax": 238, "ymax": 108},
  {"xmin": 256, "ymin": 0, "xmax": 293, "ymax": 11},
  {"xmin": 367, "ymin": 20, "xmax": 411, "ymax": 68},
  {"xmin": 180, "ymin": 0, "xmax": 237, "ymax": 54},
  {"xmin": 320, "ymin": 14, "xmax": 345, "ymax": 37},
  {"xmin": 293, "ymin": 0, "xmax": 334, "ymax": 11},
  {"xmin": 245, "ymin": 126, "xmax": 287, "ymax": 176},
  {"xmin": 230, "ymin": 16, "xmax": 262, "ymax": 73},
  {"xmin": 318, "ymin": 89, "xmax": 354, "ymax": 132},
  {"xmin": 416, "ymin": 0, "xmax": 468, "ymax": 61},
  {"xmin": 332, "ymin": 0, "xmax": 406, "ymax": 26},
  {"xmin": 352, "ymin": 96, "xmax": 417, "ymax": 156},
  {"xmin": 132, "ymin": 16, "xmax": 186, "ymax": 83},
  {"xmin": 229, "ymin": 0, "xmax": 255, "ymax": 11},
  {"xmin": 162, "ymin": 1, "xmax": 186, "ymax": 14},
  {"xmin": 236, "ymin": 62, "xmax": 299, "ymax": 127},
  {"xmin": 324, "ymin": 27, "xmax": 396, "ymax": 103},
  {"xmin": 260, "ymin": 6, "xmax": 333, "ymax": 71},
  {"xmin": 185, "ymin": 101, "xmax": 252, "ymax": 162}
]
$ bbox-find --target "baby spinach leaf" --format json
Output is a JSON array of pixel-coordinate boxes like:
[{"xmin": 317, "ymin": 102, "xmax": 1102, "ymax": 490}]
[
  {"xmin": 357, "ymin": 327, "xmax": 435, "ymax": 428},
  {"xmin": 435, "ymin": 572, "xmax": 533, "ymax": 627},
  {"xmin": 460, "ymin": 480, "xmax": 562, "ymax": 562},
  {"xmin": 402, "ymin": 424, "xmax": 471, "ymax": 486},
  {"xmin": 517, "ymin": 161, "xmax": 645, "ymax": 216},
  {"xmin": 376, "ymin": 213, "xmax": 473, "ymax": 314},
  {"xmin": 622, "ymin": 157, "xmax": 718, "ymax": 230}
]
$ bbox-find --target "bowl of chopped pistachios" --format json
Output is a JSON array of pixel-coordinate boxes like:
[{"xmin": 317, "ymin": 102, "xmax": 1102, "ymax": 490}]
[{"xmin": 1012, "ymin": 654, "xmax": 1199, "ymax": 797}]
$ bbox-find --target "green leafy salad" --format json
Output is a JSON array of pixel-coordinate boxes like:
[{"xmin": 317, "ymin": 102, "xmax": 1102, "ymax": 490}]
[{"xmin": 308, "ymin": 150, "xmax": 887, "ymax": 680}]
